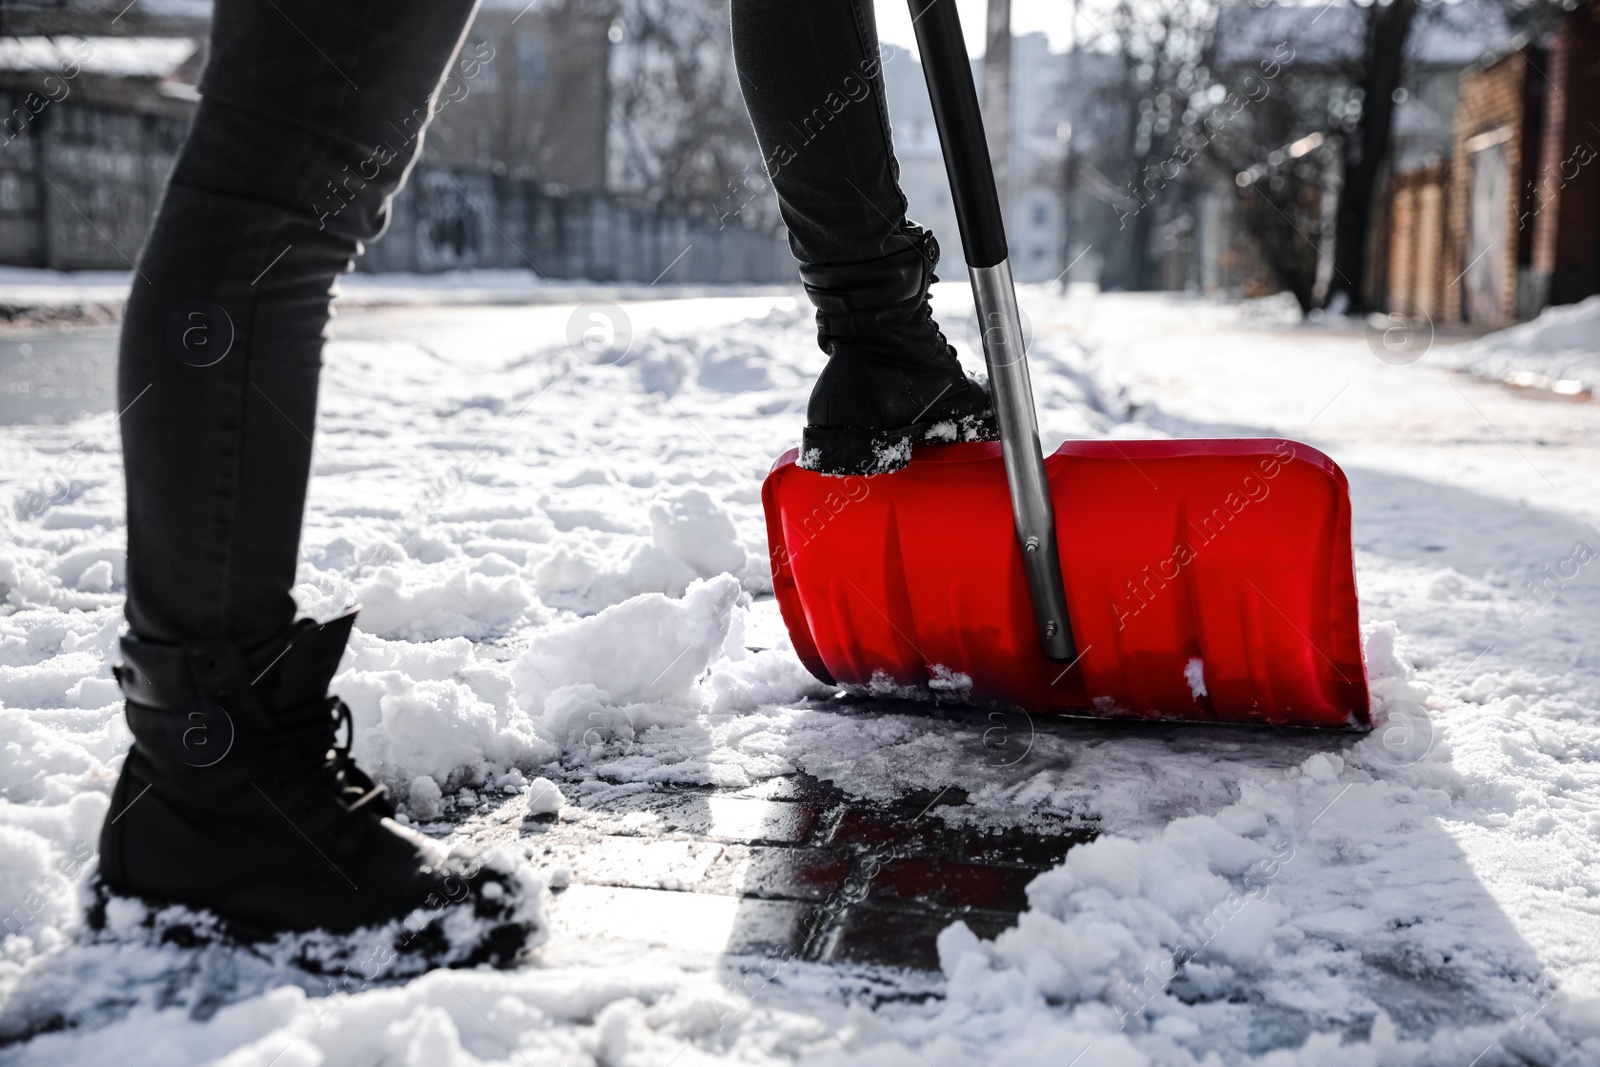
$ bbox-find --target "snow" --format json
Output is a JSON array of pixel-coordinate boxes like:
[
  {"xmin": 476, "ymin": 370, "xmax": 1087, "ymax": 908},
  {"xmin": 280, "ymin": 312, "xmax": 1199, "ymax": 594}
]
[
  {"xmin": 0, "ymin": 38, "xmax": 196, "ymax": 79},
  {"xmin": 1, "ymin": 284, "xmax": 1599, "ymax": 1064},
  {"xmin": 1432, "ymin": 295, "xmax": 1600, "ymax": 400},
  {"xmin": 525, "ymin": 777, "xmax": 565, "ymax": 817},
  {"xmin": 0, "ymin": 268, "xmax": 792, "ymax": 315}
]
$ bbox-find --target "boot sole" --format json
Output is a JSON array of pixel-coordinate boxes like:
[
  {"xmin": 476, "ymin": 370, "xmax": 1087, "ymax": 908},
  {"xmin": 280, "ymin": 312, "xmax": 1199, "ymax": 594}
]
[
  {"xmin": 799, "ymin": 412, "xmax": 998, "ymax": 477},
  {"xmin": 85, "ymin": 869, "xmax": 543, "ymax": 977}
]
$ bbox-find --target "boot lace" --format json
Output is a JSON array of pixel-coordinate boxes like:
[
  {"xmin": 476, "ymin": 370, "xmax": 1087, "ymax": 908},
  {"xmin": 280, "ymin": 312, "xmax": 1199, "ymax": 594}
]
[{"xmin": 266, "ymin": 696, "xmax": 390, "ymax": 818}]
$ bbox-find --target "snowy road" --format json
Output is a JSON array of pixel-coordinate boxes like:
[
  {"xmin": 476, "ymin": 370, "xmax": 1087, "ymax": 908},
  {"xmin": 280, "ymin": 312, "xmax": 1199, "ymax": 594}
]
[{"xmin": 0, "ymin": 285, "xmax": 1597, "ymax": 1064}]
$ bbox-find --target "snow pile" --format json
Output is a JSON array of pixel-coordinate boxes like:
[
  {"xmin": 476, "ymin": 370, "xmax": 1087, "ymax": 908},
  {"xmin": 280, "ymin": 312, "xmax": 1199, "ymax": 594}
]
[
  {"xmin": 807, "ymin": 633, "xmax": 1600, "ymax": 1064},
  {"xmin": 353, "ymin": 563, "xmax": 539, "ymax": 640},
  {"xmin": 533, "ymin": 487, "xmax": 751, "ymax": 614},
  {"xmin": 327, "ymin": 574, "xmax": 781, "ymax": 797},
  {"xmin": 1434, "ymin": 294, "xmax": 1600, "ymax": 397},
  {"xmin": 336, "ymin": 631, "xmax": 559, "ymax": 790},
  {"xmin": 511, "ymin": 573, "xmax": 741, "ymax": 715}
]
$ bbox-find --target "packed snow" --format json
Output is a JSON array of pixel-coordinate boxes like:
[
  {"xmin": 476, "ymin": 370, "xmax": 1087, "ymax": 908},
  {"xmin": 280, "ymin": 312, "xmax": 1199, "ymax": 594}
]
[
  {"xmin": 1431, "ymin": 294, "xmax": 1600, "ymax": 399},
  {"xmin": 0, "ymin": 283, "xmax": 1598, "ymax": 1064}
]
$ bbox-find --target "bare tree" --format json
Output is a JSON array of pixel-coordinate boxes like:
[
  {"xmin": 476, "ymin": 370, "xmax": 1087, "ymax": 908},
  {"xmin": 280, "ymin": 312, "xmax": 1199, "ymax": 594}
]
[
  {"xmin": 607, "ymin": 0, "xmax": 774, "ymax": 225},
  {"xmin": 1087, "ymin": 0, "xmax": 1217, "ymax": 290},
  {"xmin": 983, "ymin": 0, "xmax": 1013, "ymax": 208},
  {"xmin": 1325, "ymin": 0, "xmax": 1419, "ymax": 311},
  {"xmin": 1217, "ymin": 0, "xmax": 1568, "ymax": 313},
  {"xmin": 1202, "ymin": 27, "xmax": 1340, "ymax": 313},
  {"xmin": 1229, "ymin": 136, "xmax": 1335, "ymax": 312}
]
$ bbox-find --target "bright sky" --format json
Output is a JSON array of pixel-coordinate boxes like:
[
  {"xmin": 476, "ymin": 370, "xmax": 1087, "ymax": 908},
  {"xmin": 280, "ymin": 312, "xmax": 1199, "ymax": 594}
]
[{"xmin": 870, "ymin": 0, "xmax": 1080, "ymax": 56}]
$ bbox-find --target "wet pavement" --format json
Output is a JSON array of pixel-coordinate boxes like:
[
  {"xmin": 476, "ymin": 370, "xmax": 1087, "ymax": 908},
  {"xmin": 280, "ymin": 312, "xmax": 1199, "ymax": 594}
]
[
  {"xmin": 435, "ymin": 700, "xmax": 1361, "ymax": 973},
  {"xmin": 461, "ymin": 773, "xmax": 1096, "ymax": 973}
]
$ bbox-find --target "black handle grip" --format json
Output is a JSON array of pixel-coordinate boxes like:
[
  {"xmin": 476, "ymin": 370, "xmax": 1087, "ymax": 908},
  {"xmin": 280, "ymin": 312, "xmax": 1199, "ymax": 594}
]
[{"xmin": 908, "ymin": 0, "xmax": 1009, "ymax": 269}]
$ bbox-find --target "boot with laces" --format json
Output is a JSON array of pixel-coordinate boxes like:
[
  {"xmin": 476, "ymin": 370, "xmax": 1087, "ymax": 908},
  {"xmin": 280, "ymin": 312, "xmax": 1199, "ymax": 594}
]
[
  {"xmin": 797, "ymin": 229, "xmax": 998, "ymax": 476},
  {"xmin": 93, "ymin": 608, "xmax": 542, "ymax": 970}
]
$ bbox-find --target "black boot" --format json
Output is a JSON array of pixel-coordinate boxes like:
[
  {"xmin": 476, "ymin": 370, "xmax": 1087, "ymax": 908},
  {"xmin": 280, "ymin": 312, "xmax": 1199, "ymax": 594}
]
[
  {"xmin": 797, "ymin": 230, "xmax": 998, "ymax": 476},
  {"xmin": 94, "ymin": 608, "xmax": 541, "ymax": 970}
]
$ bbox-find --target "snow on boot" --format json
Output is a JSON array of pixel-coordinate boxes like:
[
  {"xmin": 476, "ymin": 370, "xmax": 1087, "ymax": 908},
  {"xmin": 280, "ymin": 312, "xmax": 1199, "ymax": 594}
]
[
  {"xmin": 797, "ymin": 229, "xmax": 998, "ymax": 476},
  {"xmin": 93, "ymin": 608, "xmax": 543, "ymax": 972}
]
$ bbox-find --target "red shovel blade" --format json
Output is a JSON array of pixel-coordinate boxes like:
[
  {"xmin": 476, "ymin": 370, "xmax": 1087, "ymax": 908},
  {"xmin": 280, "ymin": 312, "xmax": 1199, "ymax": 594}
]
[{"xmin": 763, "ymin": 439, "xmax": 1369, "ymax": 728}]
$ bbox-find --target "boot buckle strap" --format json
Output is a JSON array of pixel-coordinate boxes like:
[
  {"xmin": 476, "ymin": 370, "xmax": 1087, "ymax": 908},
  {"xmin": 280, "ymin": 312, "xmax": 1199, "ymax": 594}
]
[{"xmin": 817, "ymin": 311, "xmax": 861, "ymax": 338}]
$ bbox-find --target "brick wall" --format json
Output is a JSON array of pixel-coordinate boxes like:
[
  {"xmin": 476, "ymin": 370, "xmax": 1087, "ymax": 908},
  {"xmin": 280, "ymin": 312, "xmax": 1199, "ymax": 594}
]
[
  {"xmin": 1387, "ymin": 161, "xmax": 1451, "ymax": 320},
  {"xmin": 1447, "ymin": 53, "xmax": 1526, "ymax": 325},
  {"xmin": 1530, "ymin": 2, "xmax": 1600, "ymax": 306}
]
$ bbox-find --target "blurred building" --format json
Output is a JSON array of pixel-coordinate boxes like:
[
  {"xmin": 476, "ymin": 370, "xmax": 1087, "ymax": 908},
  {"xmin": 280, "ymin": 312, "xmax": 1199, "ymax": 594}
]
[
  {"xmin": 0, "ymin": 0, "xmax": 792, "ymax": 280},
  {"xmin": 881, "ymin": 35, "xmax": 1124, "ymax": 285},
  {"xmin": 1389, "ymin": 0, "xmax": 1600, "ymax": 326},
  {"xmin": 0, "ymin": 35, "xmax": 200, "ymax": 269},
  {"xmin": 1206, "ymin": 0, "xmax": 1512, "ymax": 306},
  {"xmin": 1006, "ymin": 32, "xmax": 1068, "ymax": 282},
  {"xmin": 422, "ymin": 0, "xmax": 611, "ymax": 193},
  {"xmin": 880, "ymin": 46, "xmax": 963, "ymax": 274}
]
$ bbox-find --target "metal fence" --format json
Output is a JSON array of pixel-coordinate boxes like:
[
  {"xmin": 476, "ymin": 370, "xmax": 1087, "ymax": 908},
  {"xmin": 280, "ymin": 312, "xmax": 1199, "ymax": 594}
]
[
  {"xmin": 0, "ymin": 96, "xmax": 793, "ymax": 283},
  {"xmin": 358, "ymin": 166, "xmax": 794, "ymax": 283},
  {"xmin": 0, "ymin": 95, "xmax": 188, "ymax": 271}
]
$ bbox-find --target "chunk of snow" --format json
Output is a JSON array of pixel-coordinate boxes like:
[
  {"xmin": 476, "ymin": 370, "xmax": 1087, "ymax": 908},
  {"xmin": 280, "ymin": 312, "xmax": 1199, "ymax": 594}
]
[
  {"xmin": 927, "ymin": 665, "xmax": 973, "ymax": 691},
  {"xmin": 407, "ymin": 774, "xmax": 443, "ymax": 820},
  {"xmin": 525, "ymin": 776, "xmax": 564, "ymax": 816},
  {"xmin": 353, "ymin": 564, "xmax": 535, "ymax": 640},
  {"xmin": 647, "ymin": 489, "xmax": 746, "ymax": 580},
  {"xmin": 511, "ymin": 574, "xmax": 741, "ymax": 711}
]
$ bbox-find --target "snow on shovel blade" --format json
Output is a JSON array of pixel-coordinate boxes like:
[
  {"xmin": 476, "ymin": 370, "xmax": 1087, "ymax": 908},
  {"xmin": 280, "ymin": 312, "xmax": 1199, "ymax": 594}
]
[{"xmin": 763, "ymin": 438, "xmax": 1370, "ymax": 728}]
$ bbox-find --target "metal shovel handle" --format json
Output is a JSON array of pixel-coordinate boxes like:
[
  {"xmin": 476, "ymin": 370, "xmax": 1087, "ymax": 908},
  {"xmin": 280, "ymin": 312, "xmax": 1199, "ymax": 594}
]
[{"xmin": 909, "ymin": 0, "xmax": 1076, "ymax": 661}]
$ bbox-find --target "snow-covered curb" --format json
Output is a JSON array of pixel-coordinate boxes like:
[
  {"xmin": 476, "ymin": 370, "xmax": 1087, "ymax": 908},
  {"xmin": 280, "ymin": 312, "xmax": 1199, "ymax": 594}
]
[{"xmin": 1429, "ymin": 294, "xmax": 1600, "ymax": 399}]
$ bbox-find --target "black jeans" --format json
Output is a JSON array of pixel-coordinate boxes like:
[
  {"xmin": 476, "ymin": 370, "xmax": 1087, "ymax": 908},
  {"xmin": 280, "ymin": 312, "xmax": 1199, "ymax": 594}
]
[
  {"xmin": 729, "ymin": 0, "xmax": 912, "ymax": 266},
  {"xmin": 120, "ymin": 0, "xmax": 915, "ymax": 652}
]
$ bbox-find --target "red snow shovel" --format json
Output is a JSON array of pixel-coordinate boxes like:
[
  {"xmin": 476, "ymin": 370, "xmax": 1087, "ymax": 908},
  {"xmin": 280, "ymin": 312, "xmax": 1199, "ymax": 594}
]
[{"xmin": 761, "ymin": 0, "xmax": 1369, "ymax": 728}]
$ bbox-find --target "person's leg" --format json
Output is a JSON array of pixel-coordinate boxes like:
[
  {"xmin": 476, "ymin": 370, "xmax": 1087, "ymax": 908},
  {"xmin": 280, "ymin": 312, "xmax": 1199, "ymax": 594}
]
[
  {"xmin": 101, "ymin": 0, "xmax": 541, "ymax": 956},
  {"xmin": 119, "ymin": 0, "xmax": 478, "ymax": 654},
  {"xmin": 730, "ymin": 0, "xmax": 997, "ymax": 475},
  {"xmin": 729, "ymin": 0, "xmax": 910, "ymax": 266}
]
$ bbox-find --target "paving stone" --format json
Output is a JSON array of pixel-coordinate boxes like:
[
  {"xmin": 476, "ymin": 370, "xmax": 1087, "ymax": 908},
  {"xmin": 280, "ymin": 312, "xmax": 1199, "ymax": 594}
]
[
  {"xmin": 867, "ymin": 858, "xmax": 1038, "ymax": 912},
  {"xmin": 831, "ymin": 802, "xmax": 1094, "ymax": 864},
  {"xmin": 828, "ymin": 806, "xmax": 916, "ymax": 852},
  {"xmin": 958, "ymin": 824, "xmax": 1095, "ymax": 867},
  {"xmin": 563, "ymin": 836, "xmax": 729, "ymax": 892},
  {"xmin": 702, "ymin": 796, "xmax": 822, "ymax": 843},
  {"xmin": 733, "ymin": 773, "xmax": 844, "ymax": 804},
  {"xmin": 549, "ymin": 883, "xmax": 815, "ymax": 957},
  {"xmin": 580, "ymin": 790, "xmax": 822, "ymax": 844},
  {"xmin": 521, "ymin": 774, "xmax": 1097, "ymax": 972},
  {"xmin": 740, "ymin": 847, "xmax": 852, "ymax": 901},
  {"xmin": 826, "ymin": 905, "xmax": 1018, "ymax": 971},
  {"xmin": 892, "ymin": 785, "xmax": 971, "ymax": 814}
]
